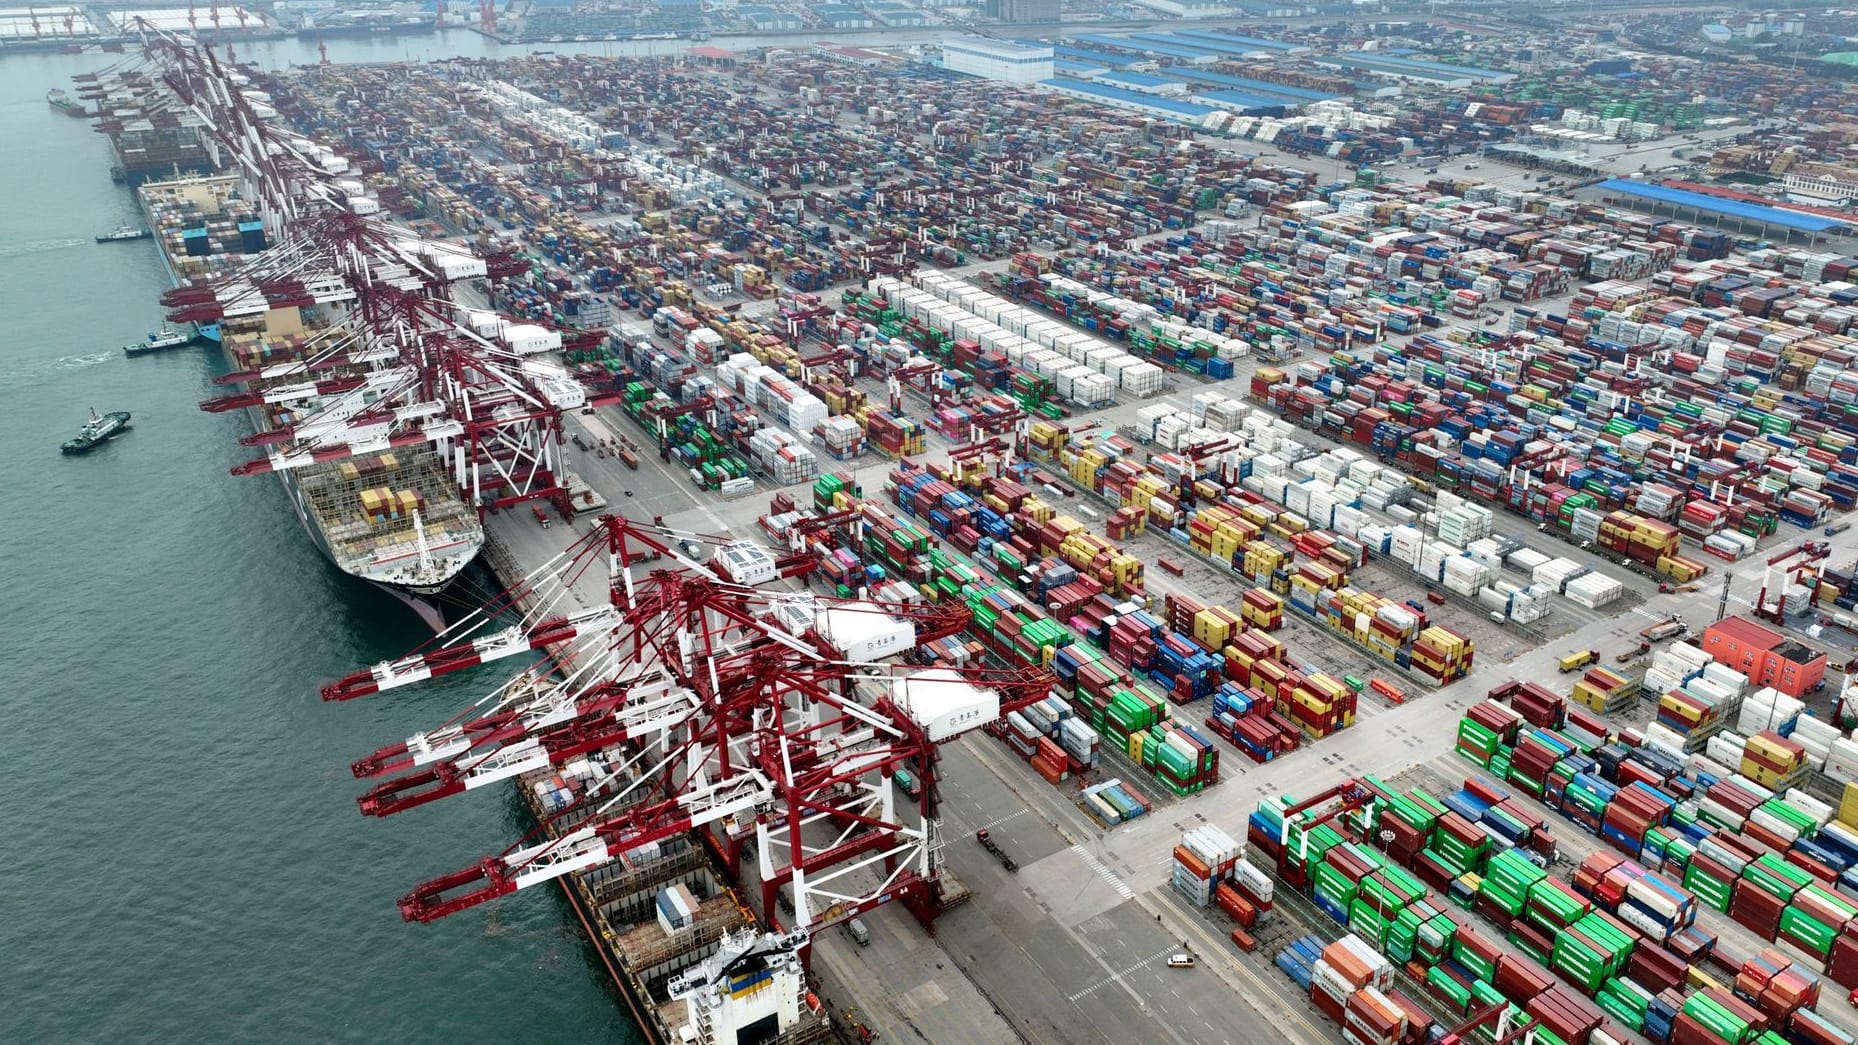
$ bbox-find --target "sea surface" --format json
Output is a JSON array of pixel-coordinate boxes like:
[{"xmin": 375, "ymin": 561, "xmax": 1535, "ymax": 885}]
[{"xmin": 0, "ymin": 31, "xmax": 728, "ymax": 1045}]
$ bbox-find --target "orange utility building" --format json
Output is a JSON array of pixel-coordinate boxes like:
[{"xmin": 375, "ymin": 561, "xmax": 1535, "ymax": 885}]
[{"xmin": 1698, "ymin": 615, "xmax": 1827, "ymax": 699}]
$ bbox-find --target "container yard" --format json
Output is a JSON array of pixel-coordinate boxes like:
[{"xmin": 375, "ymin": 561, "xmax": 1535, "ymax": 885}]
[{"xmin": 77, "ymin": 8, "xmax": 1858, "ymax": 1045}]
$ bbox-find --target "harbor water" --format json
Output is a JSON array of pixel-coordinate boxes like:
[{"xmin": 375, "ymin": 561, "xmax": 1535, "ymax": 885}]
[{"xmin": 0, "ymin": 35, "xmax": 665, "ymax": 1044}]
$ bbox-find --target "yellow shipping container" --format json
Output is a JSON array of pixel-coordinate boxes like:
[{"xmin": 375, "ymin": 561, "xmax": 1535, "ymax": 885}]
[{"xmin": 1838, "ymin": 781, "xmax": 1858, "ymax": 828}]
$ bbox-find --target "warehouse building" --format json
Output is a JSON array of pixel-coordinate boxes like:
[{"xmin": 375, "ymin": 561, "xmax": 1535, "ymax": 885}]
[
  {"xmin": 1163, "ymin": 67, "xmax": 1340, "ymax": 107},
  {"xmin": 941, "ymin": 37, "xmax": 1055, "ymax": 83},
  {"xmin": 1700, "ymin": 616, "xmax": 1828, "ymax": 701},
  {"xmin": 1054, "ymin": 44, "xmax": 1140, "ymax": 69},
  {"xmin": 1171, "ymin": 28, "xmax": 1306, "ymax": 54},
  {"xmin": 1189, "ymin": 90, "xmax": 1289, "ymax": 118},
  {"xmin": 1595, "ymin": 179, "xmax": 1847, "ymax": 243},
  {"xmin": 992, "ymin": 0, "xmax": 1060, "ymax": 22},
  {"xmin": 1041, "ymin": 77, "xmax": 1218, "ymax": 123},
  {"xmin": 1096, "ymin": 70, "xmax": 1191, "ymax": 96},
  {"xmin": 1073, "ymin": 33, "xmax": 1218, "ymax": 65},
  {"xmin": 1311, "ymin": 52, "xmax": 1513, "ymax": 89}
]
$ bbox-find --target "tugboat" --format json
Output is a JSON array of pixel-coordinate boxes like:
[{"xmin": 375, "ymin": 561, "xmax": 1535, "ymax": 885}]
[
  {"xmin": 96, "ymin": 224, "xmax": 153, "ymax": 243},
  {"xmin": 61, "ymin": 408, "xmax": 133, "ymax": 454},
  {"xmin": 123, "ymin": 327, "xmax": 197, "ymax": 357}
]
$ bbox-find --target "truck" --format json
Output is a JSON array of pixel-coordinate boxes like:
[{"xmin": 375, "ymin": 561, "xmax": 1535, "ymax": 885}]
[
  {"xmin": 1558, "ymin": 649, "xmax": 1599, "ymax": 674},
  {"xmin": 1639, "ymin": 618, "xmax": 1688, "ymax": 643}
]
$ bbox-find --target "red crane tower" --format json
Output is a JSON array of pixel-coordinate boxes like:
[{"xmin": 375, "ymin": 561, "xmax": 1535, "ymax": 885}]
[{"xmin": 326, "ymin": 515, "xmax": 1055, "ymax": 939}]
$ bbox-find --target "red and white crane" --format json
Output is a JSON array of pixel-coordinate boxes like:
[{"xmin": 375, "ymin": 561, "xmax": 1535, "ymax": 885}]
[
  {"xmin": 126, "ymin": 28, "xmax": 618, "ymax": 517},
  {"xmin": 330, "ymin": 514, "xmax": 1052, "ymax": 941}
]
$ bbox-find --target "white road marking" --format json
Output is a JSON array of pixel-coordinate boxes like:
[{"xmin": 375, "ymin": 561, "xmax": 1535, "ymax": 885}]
[
  {"xmin": 1071, "ymin": 844, "xmax": 1137, "ymax": 901},
  {"xmin": 1066, "ymin": 946, "xmax": 1176, "ymax": 1001},
  {"xmin": 978, "ymin": 809, "xmax": 1027, "ymax": 831}
]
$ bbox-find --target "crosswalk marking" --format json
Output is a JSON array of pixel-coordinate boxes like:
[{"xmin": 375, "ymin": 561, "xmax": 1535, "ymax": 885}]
[
  {"xmin": 1071, "ymin": 844, "xmax": 1137, "ymax": 901},
  {"xmin": 978, "ymin": 809, "xmax": 1026, "ymax": 831},
  {"xmin": 1067, "ymin": 946, "xmax": 1176, "ymax": 1001}
]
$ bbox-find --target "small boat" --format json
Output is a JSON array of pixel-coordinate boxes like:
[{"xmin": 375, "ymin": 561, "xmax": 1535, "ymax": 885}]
[
  {"xmin": 124, "ymin": 327, "xmax": 198, "ymax": 357},
  {"xmin": 61, "ymin": 408, "xmax": 133, "ymax": 454},
  {"xmin": 96, "ymin": 224, "xmax": 153, "ymax": 243},
  {"xmin": 47, "ymin": 88, "xmax": 87, "ymax": 118}
]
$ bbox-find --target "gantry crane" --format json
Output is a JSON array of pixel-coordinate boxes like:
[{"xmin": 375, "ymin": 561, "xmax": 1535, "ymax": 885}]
[
  {"xmin": 1438, "ymin": 999, "xmax": 1538, "ymax": 1045},
  {"xmin": 939, "ymin": 437, "xmax": 1011, "ymax": 489},
  {"xmin": 1271, "ymin": 778, "xmax": 1379, "ymax": 888},
  {"xmin": 129, "ymin": 27, "xmax": 615, "ymax": 517},
  {"xmin": 328, "ymin": 514, "xmax": 1055, "ymax": 941},
  {"xmin": 1756, "ymin": 540, "xmax": 1829, "ymax": 625}
]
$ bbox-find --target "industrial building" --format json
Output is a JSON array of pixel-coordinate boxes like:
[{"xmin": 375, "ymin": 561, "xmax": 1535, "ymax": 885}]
[
  {"xmin": 1162, "ymin": 67, "xmax": 1341, "ymax": 107},
  {"xmin": 941, "ymin": 37, "xmax": 1055, "ymax": 83},
  {"xmin": 1594, "ymin": 178, "xmax": 1848, "ymax": 242},
  {"xmin": 1700, "ymin": 616, "xmax": 1829, "ymax": 700},
  {"xmin": 1073, "ymin": 33, "xmax": 1218, "ymax": 65},
  {"xmin": 1131, "ymin": 0, "xmax": 1238, "ymax": 15},
  {"xmin": 1040, "ymin": 76, "xmax": 1217, "ymax": 122},
  {"xmin": 991, "ymin": 0, "xmax": 1060, "ymax": 23},
  {"xmin": 1095, "ymin": 69, "xmax": 1190, "ymax": 96},
  {"xmin": 1310, "ymin": 52, "xmax": 1513, "ymax": 88}
]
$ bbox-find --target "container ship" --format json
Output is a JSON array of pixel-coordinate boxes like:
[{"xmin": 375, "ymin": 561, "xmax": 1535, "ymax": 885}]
[
  {"xmin": 76, "ymin": 67, "xmax": 215, "ymax": 186},
  {"xmin": 138, "ymin": 174, "xmax": 484, "ymax": 604}
]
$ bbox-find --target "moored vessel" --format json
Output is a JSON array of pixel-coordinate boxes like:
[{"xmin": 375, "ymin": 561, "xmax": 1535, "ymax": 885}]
[{"xmin": 138, "ymin": 173, "xmax": 484, "ymax": 606}]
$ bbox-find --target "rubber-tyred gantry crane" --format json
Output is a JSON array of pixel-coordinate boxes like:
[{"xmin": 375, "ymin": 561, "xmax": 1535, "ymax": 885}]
[
  {"xmin": 1756, "ymin": 540, "xmax": 1829, "ymax": 625},
  {"xmin": 117, "ymin": 27, "xmax": 619, "ymax": 518},
  {"xmin": 328, "ymin": 514, "xmax": 1055, "ymax": 942}
]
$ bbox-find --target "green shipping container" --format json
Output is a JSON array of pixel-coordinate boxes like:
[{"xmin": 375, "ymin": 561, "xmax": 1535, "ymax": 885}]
[{"xmin": 1779, "ymin": 906, "xmax": 1838, "ymax": 957}]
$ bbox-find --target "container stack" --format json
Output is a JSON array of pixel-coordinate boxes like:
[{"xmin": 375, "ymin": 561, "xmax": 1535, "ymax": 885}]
[
  {"xmin": 1740, "ymin": 731, "xmax": 1810, "ymax": 790},
  {"xmin": 1571, "ymin": 667, "xmax": 1641, "ymax": 715},
  {"xmin": 1171, "ymin": 825, "xmax": 1241, "ymax": 909},
  {"xmin": 1079, "ymin": 779, "xmax": 1150, "ymax": 826},
  {"xmin": 747, "ymin": 428, "xmax": 819, "ymax": 486},
  {"xmin": 1308, "ymin": 935, "xmax": 1396, "ymax": 1028},
  {"xmin": 1565, "ymin": 572, "xmax": 1625, "ymax": 609},
  {"xmin": 863, "ymin": 410, "xmax": 925, "ymax": 458},
  {"xmin": 1435, "ymin": 500, "xmax": 1493, "ymax": 546},
  {"xmin": 1737, "ymin": 687, "xmax": 1804, "ymax": 738},
  {"xmin": 813, "ymin": 416, "xmax": 865, "ymax": 459}
]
